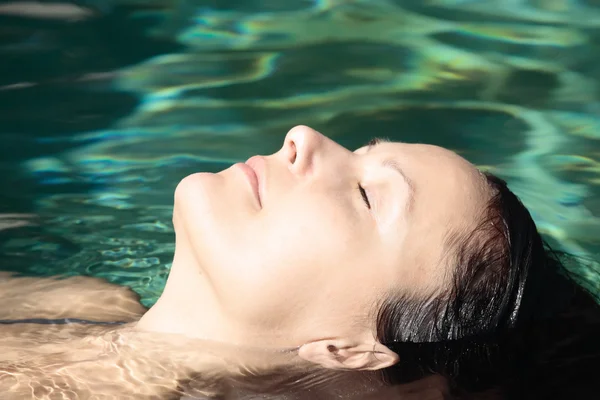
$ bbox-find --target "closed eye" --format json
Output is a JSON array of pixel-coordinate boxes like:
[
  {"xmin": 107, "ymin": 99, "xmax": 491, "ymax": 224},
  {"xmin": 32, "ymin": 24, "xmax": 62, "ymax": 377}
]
[{"xmin": 358, "ymin": 184, "xmax": 371, "ymax": 209}]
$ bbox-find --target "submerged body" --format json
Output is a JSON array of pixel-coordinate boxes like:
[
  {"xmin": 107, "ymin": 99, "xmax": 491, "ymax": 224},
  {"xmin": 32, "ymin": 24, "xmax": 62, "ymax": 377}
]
[{"xmin": 0, "ymin": 275, "xmax": 449, "ymax": 399}]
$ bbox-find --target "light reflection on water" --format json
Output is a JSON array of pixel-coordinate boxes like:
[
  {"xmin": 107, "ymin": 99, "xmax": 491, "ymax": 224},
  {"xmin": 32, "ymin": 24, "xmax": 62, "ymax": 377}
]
[{"xmin": 1, "ymin": 0, "xmax": 599, "ymax": 305}]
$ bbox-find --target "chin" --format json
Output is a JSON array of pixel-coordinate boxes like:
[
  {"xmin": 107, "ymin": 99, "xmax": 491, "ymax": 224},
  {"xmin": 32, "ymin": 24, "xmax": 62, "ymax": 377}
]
[
  {"xmin": 173, "ymin": 172, "xmax": 219, "ymax": 233},
  {"xmin": 173, "ymin": 170, "xmax": 252, "ymax": 255},
  {"xmin": 175, "ymin": 171, "xmax": 221, "ymax": 208}
]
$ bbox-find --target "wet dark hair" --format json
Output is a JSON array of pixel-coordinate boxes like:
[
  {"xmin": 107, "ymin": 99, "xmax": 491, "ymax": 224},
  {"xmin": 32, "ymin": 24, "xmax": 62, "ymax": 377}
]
[{"xmin": 376, "ymin": 173, "xmax": 600, "ymax": 398}]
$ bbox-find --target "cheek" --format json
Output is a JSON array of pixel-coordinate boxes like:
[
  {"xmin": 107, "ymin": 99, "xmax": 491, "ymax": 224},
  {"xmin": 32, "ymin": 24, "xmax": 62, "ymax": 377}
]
[{"xmin": 212, "ymin": 199, "xmax": 372, "ymax": 325}]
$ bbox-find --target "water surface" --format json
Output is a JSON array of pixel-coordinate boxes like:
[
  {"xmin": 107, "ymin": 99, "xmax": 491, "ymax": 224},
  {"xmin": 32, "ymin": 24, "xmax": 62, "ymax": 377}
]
[{"xmin": 0, "ymin": 0, "xmax": 598, "ymax": 305}]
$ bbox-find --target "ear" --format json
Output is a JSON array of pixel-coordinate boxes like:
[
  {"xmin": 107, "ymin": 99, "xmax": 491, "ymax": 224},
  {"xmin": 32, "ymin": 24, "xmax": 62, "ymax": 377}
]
[{"xmin": 298, "ymin": 339, "xmax": 399, "ymax": 371}]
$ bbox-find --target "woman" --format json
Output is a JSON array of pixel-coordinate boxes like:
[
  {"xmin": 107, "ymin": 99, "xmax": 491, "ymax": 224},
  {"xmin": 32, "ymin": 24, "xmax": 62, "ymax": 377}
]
[{"xmin": 1, "ymin": 125, "xmax": 598, "ymax": 399}]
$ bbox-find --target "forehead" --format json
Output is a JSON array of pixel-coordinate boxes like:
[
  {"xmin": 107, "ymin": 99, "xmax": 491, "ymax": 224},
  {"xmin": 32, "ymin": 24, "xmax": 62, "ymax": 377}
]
[
  {"xmin": 361, "ymin": 139, "xmax": 485, "ymax": 183},
  {"xmin": 382, "ymin": 141, "xmax": 488, "ymax": 219}
]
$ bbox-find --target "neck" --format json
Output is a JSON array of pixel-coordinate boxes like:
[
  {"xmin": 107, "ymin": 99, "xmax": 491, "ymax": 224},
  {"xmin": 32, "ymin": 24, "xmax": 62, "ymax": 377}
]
[
  {"xmin": 130, "ymin": 240, "xmax": 383, "ymax": 398},
  {"xmin": 136, "ymin": 236, "xmax": 224, "ymax": 338},
  {"xmin": 116, "ymin": 325, "xmax": 299, "ymax": 372},
  {"xmin": 136, "ymin": 235, "xmax": 281, "ymax": 347}
]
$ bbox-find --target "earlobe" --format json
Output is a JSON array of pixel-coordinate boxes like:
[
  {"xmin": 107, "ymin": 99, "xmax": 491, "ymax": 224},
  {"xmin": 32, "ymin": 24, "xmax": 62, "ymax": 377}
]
[{"xmin": 298, "ymin": 340, "xmax": 399, "ymax": 371}]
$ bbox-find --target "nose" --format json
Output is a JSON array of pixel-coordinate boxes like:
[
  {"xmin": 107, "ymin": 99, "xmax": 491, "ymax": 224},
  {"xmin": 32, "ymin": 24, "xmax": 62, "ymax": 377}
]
[{"xmin": 280, "ymin": 125, "xmax": 325, "ymax": 175}]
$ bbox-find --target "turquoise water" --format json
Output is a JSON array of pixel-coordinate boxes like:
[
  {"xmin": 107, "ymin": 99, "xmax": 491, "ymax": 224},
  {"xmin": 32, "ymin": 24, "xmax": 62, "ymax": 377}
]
[{"xmin": 0, "ymin": 0, "xmax": 599, "ymax": 306}]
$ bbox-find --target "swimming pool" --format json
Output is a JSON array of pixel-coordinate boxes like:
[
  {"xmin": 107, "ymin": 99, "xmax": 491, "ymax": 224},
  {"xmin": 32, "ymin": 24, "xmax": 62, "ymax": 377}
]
[{"xmin": 0, "ymin": 0, "xmax": 599, "ymax": 307}]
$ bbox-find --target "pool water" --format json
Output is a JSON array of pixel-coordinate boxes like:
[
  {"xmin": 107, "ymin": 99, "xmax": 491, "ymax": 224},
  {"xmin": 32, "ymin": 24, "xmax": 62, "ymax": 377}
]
[{"xmin": 0, "ymin": 0, "xmax": 599, "ymax": 307}]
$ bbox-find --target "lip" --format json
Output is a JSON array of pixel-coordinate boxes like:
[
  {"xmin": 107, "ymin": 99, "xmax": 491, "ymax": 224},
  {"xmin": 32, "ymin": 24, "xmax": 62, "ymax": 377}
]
[{"xmin": 237, "ymin": 156, "xmax": 263, "ymax": 208}]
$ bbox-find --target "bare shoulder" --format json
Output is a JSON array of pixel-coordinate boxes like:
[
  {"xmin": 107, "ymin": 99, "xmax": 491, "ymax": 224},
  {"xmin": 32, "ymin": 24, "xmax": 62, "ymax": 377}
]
[{"xmin": 0, "ymin": 272, "xmax": 147, "ymax": 322}]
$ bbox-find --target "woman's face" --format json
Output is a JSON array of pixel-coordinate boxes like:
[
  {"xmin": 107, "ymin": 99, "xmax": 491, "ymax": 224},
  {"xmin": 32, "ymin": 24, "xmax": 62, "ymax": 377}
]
[{"xmin": 172, "ymin": 125, "xmax": 490, "ymax": 346}]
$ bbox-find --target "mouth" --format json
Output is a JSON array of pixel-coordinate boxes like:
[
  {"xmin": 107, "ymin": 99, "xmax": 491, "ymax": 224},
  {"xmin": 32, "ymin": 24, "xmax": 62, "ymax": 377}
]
[{"xmin": 237, "ymin": 157, "xmax": 263, "ymax": 208}]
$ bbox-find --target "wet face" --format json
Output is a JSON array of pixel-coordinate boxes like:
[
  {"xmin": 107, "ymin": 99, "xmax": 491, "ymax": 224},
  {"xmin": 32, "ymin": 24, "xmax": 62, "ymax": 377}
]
[{"xmin": 171, "ymin": 125, "xmax": 490, "ymax": 347}]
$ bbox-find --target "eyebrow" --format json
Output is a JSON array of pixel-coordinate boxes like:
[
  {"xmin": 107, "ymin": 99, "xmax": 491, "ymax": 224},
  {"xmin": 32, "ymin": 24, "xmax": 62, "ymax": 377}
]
[
  {"xmin": 365, "ymin": 137, "xmax": 416, "ymax": 214},
  {"xmin": 364, "ymin": 137, "xmax": 390, "ymax": 149}
]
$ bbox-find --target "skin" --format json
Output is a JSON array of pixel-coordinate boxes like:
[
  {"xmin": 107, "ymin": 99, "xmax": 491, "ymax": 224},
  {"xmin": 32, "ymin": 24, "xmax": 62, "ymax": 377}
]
[
  {"xmin": 137, "ymin": 125, "xmax": 491, "ymax": 371},
  {"xmin": 0, "ymin": 125, "xmax": 490, "ymax": 398}
]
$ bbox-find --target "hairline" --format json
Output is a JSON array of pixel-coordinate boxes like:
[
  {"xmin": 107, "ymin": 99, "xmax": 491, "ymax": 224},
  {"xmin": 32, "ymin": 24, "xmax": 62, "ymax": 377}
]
[{"xmin": 372, "ymin": 175, "xmax": 503, "ymax": 343}]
